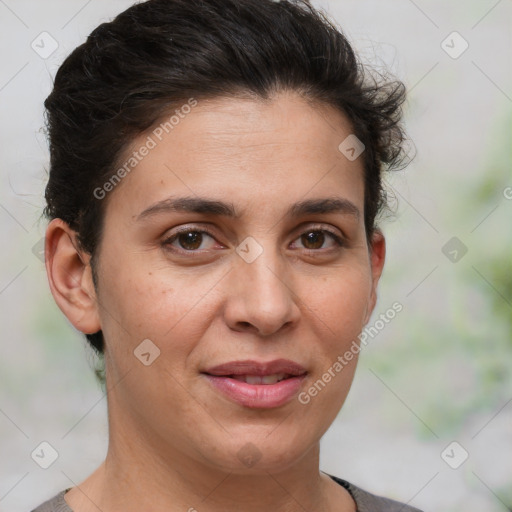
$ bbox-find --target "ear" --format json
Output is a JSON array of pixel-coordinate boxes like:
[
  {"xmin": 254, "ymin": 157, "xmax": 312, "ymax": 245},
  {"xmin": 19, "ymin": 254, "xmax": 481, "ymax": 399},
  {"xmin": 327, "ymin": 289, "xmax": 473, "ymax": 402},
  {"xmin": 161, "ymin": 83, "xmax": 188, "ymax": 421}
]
[
  {"xmin": 363, "ymin": 229, "xmax": 386, "ymax": 325},
  {"xmin": 44, "ymin": 218, "xmax": 101, "ymax": 335}
]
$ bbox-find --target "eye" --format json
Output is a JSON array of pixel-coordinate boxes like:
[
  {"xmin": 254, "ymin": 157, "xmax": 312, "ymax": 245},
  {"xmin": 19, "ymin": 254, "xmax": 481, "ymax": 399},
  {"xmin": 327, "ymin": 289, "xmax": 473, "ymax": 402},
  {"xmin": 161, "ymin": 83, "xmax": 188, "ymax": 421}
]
[
  {"xmin": 291, "ymin": 228, "xmax": 345, "ymax": 251},
  {"xmin": 162, "ymin": 225, "xmax": 346, "ymax": 256},
  {"xmin": 162, "ymin": 228, "xmax": 219, "ymax": 252}
]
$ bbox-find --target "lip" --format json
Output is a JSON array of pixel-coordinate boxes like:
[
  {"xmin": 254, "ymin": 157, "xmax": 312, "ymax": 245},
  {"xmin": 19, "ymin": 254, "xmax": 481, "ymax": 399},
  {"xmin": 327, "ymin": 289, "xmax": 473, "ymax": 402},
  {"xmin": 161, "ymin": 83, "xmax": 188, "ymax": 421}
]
[
  {"xmin": 204, "ymin": 359, "xmax": 307, "ymax": 377},
  {"xmin": 202, "ymin": 359, "xmax": 307, "ymax": 409}
]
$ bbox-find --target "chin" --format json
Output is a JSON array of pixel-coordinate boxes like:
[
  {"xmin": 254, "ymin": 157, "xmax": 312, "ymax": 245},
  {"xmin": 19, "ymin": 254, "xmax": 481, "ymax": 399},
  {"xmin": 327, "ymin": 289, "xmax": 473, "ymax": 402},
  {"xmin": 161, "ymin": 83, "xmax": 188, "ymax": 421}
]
[{"xmin": 199, "ymin": 430, "xmax": 313, "ymax": 475}]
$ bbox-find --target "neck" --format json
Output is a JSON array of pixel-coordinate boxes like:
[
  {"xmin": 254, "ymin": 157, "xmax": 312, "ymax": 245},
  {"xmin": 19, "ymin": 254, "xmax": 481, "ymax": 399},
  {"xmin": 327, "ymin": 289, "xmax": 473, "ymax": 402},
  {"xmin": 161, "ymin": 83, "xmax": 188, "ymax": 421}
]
[
  {"xmin": 64, "ymin": 386, "xmax": 354, "ymax": 512},
  {"xmin": 103, "ymin": 432, "xmax": 327, "ymax": 512}
]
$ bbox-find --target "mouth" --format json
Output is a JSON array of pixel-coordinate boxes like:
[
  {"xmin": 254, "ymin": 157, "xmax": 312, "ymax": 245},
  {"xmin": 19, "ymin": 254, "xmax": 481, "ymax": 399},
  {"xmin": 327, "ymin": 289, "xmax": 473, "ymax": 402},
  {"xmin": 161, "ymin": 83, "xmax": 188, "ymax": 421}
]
[
  {"xmin": 228, "ymin": 373, "xmax": 293, "ymax": 385},
  {"xmin": 201, "ymin": 359, "xmax": 307, "ymax": 408}
]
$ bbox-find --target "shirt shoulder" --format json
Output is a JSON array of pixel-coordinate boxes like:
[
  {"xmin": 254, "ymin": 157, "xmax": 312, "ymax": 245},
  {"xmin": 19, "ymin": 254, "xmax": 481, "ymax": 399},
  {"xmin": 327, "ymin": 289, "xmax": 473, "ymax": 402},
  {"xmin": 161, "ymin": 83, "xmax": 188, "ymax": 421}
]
[
  {"xmin": 30, "ymin": 489, "xmax": 73, "ymax": 512},
  {"xmin": 32, "ymin": 479, "xmax": 425, "ymax": 512},
  {"xmin": 328, "ymin": 474, "xmax": 425, "ymax": 512}
]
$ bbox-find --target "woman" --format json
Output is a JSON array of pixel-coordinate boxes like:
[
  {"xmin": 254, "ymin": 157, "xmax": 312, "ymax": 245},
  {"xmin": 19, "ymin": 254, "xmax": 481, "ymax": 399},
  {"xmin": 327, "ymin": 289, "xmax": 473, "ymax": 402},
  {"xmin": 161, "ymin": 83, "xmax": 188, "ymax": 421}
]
[{"xmin": 33, "ymin": 0, "xmax": 417, "ymax": 510}]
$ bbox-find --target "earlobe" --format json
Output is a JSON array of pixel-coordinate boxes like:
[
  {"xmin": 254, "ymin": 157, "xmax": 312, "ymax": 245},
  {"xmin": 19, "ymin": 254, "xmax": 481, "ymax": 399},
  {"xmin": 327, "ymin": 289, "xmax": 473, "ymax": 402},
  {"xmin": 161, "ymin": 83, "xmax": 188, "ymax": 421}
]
[
  {"xmin": 363, "ymin": 230, "xmax": 386, "ymax": 325},
  {"xmin": 44, "ymin": 218, "xmax": 101, "ymax": 335}
]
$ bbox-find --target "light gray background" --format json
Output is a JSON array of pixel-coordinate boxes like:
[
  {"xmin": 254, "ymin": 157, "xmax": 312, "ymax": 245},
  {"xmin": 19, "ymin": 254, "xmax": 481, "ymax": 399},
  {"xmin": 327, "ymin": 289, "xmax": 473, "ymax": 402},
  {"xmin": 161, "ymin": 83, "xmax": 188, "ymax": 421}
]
[{"xmin": 1, "ymin": 1, "xmax": 511, "ymax": 511}]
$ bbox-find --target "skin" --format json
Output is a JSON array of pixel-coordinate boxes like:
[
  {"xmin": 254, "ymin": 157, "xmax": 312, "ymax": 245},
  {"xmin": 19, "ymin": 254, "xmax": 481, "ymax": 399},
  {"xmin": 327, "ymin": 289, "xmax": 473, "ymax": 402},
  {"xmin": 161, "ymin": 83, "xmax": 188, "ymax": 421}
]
[{"xmin": 45, "ymin": 90, "xmax": 385, "ymax": 512}]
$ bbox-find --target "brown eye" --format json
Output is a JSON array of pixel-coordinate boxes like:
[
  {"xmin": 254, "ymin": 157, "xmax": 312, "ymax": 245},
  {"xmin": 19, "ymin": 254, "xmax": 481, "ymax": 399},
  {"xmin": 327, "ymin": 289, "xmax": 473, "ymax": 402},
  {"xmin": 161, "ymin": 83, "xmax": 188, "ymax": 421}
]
[
  {"xmin": 300, "ymin": 231, "xmax": 326, "ymax": 250},
  {"xmin": 292, "ymin": 229, "xmax": 344, "ymax": 251},
  {"xmin": 176, "ymin": 231, "xmax": 203, "ymax": 250},
  {"xmin": 163, "ymin": 229, "xmax": 218, "ymax": 253}
]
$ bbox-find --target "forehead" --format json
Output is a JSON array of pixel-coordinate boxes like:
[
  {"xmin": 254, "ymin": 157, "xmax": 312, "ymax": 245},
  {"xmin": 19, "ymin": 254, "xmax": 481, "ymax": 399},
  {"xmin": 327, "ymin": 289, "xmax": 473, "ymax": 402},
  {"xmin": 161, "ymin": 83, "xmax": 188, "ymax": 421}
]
[{"xmin": 104, "ymin": 91, "xmax": 365, "ymax": 220}]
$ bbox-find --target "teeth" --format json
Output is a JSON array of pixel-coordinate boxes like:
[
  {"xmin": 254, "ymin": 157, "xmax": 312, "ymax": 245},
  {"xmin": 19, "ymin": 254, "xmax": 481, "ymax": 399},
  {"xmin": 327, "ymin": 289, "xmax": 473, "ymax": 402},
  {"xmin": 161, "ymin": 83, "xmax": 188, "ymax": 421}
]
[
  {"xmin": 262, "ymin": 373, "xmax": 287, "ymax": 384},
  {"xmin": 246, "ymin": 375, "xmax": 263, "ymax": 385},
  {"xmin": 231, "ymin": 373, "xmax": 288, "ymax": 384}
]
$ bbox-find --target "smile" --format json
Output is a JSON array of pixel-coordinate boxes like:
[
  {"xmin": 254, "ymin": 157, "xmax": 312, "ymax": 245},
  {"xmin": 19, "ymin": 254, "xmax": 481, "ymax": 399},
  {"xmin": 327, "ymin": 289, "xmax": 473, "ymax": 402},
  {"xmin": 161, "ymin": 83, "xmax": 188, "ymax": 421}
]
[
  {"xmin": 202, "ymin": 359, "xmax": 308, "ymax": 408},
  {"xmin": 230, "ymin": 373, "xmax": 289, "ymax": 384},
  {"xmin": 203, "ymin": 374, "xmax": 307, "ymax": 408}
]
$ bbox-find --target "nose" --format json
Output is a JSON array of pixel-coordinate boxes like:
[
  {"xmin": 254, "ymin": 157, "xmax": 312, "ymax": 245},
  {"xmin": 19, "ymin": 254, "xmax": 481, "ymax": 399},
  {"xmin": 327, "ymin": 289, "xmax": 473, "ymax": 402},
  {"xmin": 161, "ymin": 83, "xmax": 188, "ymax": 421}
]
[{"xmin": 223, "ymin": 245, "xmax": 301, "ymax": 337}]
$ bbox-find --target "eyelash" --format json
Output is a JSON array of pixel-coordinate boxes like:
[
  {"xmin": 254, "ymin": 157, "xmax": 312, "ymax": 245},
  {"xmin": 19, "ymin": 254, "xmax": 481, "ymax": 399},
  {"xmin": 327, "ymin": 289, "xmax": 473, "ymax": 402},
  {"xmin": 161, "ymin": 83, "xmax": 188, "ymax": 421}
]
[{"xmin": 161, "ymin": 225, "xmax": 346, "ymax": 255}]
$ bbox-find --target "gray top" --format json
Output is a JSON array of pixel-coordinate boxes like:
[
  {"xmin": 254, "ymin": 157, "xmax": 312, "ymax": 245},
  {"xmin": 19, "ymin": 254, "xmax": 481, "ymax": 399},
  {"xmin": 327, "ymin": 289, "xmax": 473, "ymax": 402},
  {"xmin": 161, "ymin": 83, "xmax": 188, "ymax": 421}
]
[{"xmin": 31, "ymin": 474, "xmax": 424, "ymax": 511}]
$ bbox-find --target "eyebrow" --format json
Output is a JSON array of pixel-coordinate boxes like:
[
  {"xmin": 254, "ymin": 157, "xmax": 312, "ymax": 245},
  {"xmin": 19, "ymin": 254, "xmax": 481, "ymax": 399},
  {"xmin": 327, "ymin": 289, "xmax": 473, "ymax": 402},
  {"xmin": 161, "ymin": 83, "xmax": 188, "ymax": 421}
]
[{"xmin": 136, "ymin": 196, "xmax": 360, "ymax": 222}]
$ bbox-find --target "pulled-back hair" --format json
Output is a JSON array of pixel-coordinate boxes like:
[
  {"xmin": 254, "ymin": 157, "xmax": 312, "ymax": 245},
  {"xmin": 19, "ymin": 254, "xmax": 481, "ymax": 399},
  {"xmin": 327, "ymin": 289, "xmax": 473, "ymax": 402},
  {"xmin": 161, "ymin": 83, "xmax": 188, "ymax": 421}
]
[{"xmin": 43, "ymin": 0, "xmax": 408, "ymax": 355}]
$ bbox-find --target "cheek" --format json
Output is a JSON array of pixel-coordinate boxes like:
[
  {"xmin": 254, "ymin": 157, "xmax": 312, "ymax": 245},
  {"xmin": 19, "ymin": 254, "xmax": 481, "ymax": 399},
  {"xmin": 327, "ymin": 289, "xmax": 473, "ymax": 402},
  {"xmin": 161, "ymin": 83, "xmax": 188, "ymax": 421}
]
[
  {"xmin": 296, "ymin": 268, "xmax": 371, "ymax": 428},
  {"xmin": 308, "ymin": 262, "xmax": 372, "ymax": 342},
  {"xmin": 96, "ymin": 252, "xmax": 223, "ymax": 364}
]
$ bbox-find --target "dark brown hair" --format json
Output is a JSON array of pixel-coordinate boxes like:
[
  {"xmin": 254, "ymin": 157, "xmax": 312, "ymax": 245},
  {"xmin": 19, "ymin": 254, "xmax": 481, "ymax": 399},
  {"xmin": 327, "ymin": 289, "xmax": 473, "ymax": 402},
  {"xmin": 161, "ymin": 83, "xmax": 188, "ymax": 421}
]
[{"xmin": 43, "ymin": 0, "xmax": 408, "ymax": 356}]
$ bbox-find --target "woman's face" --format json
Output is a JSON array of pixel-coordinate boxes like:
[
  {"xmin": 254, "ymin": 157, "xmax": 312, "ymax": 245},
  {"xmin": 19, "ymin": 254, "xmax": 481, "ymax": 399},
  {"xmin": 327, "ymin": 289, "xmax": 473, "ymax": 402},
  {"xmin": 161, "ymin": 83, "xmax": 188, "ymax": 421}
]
[{"xmin": 74, "ymin": 91, "xmax": 385, "ymax": 472}]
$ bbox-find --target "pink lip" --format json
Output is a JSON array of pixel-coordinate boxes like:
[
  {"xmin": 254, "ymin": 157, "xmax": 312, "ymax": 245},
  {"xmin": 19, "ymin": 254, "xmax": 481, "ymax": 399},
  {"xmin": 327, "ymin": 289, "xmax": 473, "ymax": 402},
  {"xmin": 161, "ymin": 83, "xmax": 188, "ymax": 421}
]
[
  {"xmin": 202, "ymin": 359, "xmax": 307, "ymax": 409},
  {"xmin": 204, "ymin": 359, "xmax": 307, "ymax": 376}
]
